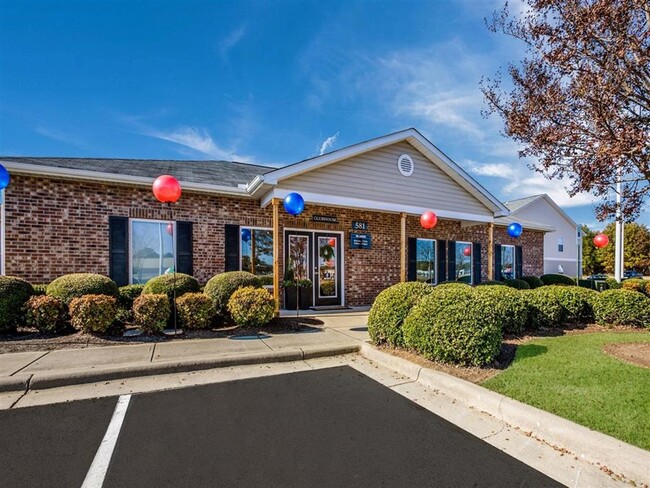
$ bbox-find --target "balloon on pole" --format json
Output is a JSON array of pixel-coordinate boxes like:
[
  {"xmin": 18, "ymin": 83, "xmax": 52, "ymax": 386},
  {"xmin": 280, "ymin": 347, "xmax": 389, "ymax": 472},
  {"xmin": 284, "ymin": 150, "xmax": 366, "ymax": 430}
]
[
  {"xmin": 507, "ymin": 222, "xmax": 523, "ymax": 238},
  {"xmin": 283, "ymin": 192, "xmax": 305, "ymax": 216},
  {"xmin": 420, "ymin": 211, "xmax": 438, "ymax": 230},
  {"xmin": 463, "ymin": 246, "xmax": 471, "ymax": 257},
  {"xmin": 0, "ymin": 164, "xmax": 10, "ymax": 190},
  {"xmin": 152, "ymin": 175, "xmax": 181, "ymax": 203},
  {"xmin": 241, "ymin": 228, "xmax": 251, "ymax": 242},
  {"xmin": 593, "ymin": 233, "xmax": 609, "ymax": 248}
]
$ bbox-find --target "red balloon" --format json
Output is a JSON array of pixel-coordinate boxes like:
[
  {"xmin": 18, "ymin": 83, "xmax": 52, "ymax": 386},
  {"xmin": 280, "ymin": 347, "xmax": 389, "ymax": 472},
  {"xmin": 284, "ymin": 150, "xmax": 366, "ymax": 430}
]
[
  {"xmin": 166, "ymin": 223, "xmax": 174, "ymax": 236},
  {"xmin": 420, "ymin": 211, "xmax": 438, "ymax": 230},
  {"xmin": 328, "ymin": 238, "xmax": 336, "ymax": 247},
  {"xmin": 593, "ymin": 233, "xmax": 609, "ymax": 248},
  {"xmin": 463, "ymin": 246, "xmax": 471, "ymax": 257},
  {"xmin": 152, "ymin": 175, "xmax": 181, "ymax": 203}
]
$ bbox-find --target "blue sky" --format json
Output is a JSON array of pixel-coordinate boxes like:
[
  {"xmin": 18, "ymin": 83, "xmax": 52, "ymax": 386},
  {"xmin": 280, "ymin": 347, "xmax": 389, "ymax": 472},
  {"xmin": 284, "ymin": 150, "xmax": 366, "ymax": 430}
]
[{"xmin": 0, "ymin": 0, "xmax": 645, "ymax": 229}]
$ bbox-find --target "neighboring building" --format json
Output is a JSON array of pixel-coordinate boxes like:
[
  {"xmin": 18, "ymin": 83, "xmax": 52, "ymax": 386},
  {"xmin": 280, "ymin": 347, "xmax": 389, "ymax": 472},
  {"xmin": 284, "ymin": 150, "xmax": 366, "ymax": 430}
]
[
  {"xmin": 504, "ymin": 194, "xmax": 579, "ymax": 277},
  {"xmin": 0, "ymin": 128, "xmax": 550, "ymax": 309}
]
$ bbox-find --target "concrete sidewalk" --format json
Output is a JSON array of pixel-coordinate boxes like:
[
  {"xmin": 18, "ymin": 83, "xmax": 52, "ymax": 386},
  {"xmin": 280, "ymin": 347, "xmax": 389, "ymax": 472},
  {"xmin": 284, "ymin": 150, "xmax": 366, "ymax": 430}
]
[{"xmin": 0, "ymin": 312, "xmax": 370, "ymax": 392}]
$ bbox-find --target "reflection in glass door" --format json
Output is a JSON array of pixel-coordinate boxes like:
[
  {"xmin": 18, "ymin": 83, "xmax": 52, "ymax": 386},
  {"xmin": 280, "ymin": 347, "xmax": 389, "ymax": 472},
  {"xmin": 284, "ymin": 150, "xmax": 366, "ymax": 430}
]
[{"xmin": 317, "ymin": 236, "xmax": 337, "ymax": 298}]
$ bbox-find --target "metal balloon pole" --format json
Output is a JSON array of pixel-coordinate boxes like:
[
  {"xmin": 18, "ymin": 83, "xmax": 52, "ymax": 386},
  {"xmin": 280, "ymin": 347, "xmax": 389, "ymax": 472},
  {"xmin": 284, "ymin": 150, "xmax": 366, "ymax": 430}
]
[{"xmin": 0, "ymin": 164, "xmax": 11, "ymax": 276}]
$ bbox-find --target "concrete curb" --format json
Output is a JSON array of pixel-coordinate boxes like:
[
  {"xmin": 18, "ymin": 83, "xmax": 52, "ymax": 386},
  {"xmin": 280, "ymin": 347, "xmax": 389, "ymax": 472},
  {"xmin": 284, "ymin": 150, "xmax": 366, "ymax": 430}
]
[
  {"xmin": 0, "ymin": 373, "xmax": 31, "ymax": 393},
  {"xmin": 360, "ymin": 343, "xmax": 650, "ymax": 485}
]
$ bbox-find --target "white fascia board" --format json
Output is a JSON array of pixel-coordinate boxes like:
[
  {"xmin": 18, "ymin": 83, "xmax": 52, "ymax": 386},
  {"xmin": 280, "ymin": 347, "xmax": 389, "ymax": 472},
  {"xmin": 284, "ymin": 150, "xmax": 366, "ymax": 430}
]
[
  {"xmin": 494, "ymin": 217, "xmax": 556, "ymax": 233},
  {"xmin": 3, "ymin": 161, "xmax": 252, "ymax": 197},
  {"xmin": 260, "ymin": 188, "xmax": 494, "ymax": 223}
]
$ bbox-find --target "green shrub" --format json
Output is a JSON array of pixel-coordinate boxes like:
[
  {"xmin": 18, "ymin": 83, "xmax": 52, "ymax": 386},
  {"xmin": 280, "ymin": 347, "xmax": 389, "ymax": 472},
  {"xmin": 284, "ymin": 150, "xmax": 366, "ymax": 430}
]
[
  {"xmin": 32, "ymin": 284, "xmax": 48, "ymax": 296},
  {"xmin": 142, "ymin": 273, "xmax": 200, "ymax": 302},
  {"xmin": 605, "ymin": 277, "xmax": 621, "ymax": 290},
  {"xmin": 367, "ymin": 281, "xmax": 436, "ymax": 347},
  {"xmin": 227, "ymin": 287, "xmax": 275, "ymax": 328},
  {"xmin": 547, "ymin": 285, "xmax": 597, "ymax": 323},
  {"xmin": 47, "ymin": 273, "xmax": 118, "ymax": 305},
  {"xmin": 592, "ymin": 289, "xmax": 650, "ymax": 328},
  {"xmin": 68, "ymin": 294, "xmax": 117, "ymax": 333},
  {"xmin": 473, "ymin": 286, "xmax": 528, "ymax": 335},
  {"xmin": 0, "ymin": 276, "xmax": 34, "ymax": 333},
  {"xmin": 319, "ymin": 280, "xmax": 336, "ymax": 296},
  {"xmin": 540, "ymin": 274, "xmax": 575, "ymax": 286},
  {"xmin": 133, "ymin": 294, "xmax": 170, "ymax": 334},
  {"xmin": 435, "ymin": 282, "xmax": 471, "ymax": 289},
  {"xmin": 23, "ymin": 295, "xmax": 68, "ymax": 334},
  {"xmin": 475, "ymin": 280, "xmax": 506, "ymax": 286},
  {"xmin": 521, "ymin": 288, "xmax": 566, "ymax": 329},
  {"xmin": 204, "ymin": 271, "xmax": 262, "ymax": 322},
  {"xmin": 403, "ymin": 292, "xmax": 502, "ymax": 366},
  {"xmin": 622, "ymin": 279, "xmax": 648, "ymax": 296},
  {"xmin": 176, "ymin": 292, "xmax": 216, "ymax": 329},
  {"xmin": 503, "ymin": 279, "xmax": 531, "ymax": 290},
  {"xmin": 521, "ymin": 276, "xmax": 545, "ymax": 289},
  {"xmin": 118, "ymin": 284, "xmax": 145, "ymax": 309}
]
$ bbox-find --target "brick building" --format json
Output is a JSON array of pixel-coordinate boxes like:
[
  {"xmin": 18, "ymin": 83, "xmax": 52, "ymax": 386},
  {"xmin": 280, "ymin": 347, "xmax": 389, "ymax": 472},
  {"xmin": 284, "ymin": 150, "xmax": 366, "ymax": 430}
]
[{"xmin": 0, "ymin": 129, "xmax": 551, "ymax": 309}]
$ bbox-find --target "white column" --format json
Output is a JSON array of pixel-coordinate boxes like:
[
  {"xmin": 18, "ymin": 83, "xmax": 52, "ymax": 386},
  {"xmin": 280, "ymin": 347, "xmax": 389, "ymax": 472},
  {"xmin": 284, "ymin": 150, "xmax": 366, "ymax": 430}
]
[{"xmin": 614, "ymin": 174, "xmax": 624, "ymax": 283}]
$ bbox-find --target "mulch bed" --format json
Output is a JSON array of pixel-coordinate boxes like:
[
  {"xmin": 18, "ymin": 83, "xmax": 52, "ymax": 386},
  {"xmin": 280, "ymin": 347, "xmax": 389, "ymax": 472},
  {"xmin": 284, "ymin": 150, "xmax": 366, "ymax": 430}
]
[
  {"xmin": 602, "ymin": 342, "xmax": 650, "ymax": 368},
  {"xmin": 0, "ymin": 316, "xmax": 325, "ymax": 354}
]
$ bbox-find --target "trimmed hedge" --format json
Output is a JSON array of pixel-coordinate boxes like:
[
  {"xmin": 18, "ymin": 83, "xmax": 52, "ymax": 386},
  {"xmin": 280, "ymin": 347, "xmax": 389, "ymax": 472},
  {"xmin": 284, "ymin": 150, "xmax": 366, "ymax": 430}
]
[
  {"xmin": 503, "ymin": 279, "xmax": 531, "ymax": 290},
  {"xmin": 475, "ymin": 280, "xmax": 506, "ymax": 287},
  {"xmin": 0, "ymin": 276, "xmax": 35, "ymax": 333},
  {"xmin": 227, "ymin": 287, "xmax": 275, "ymax": 328},
  {"xmin": 592, "ymin": 289, "xmax": 650, "ymax": 328},
  {"xmin": 473, "ymin": 285, "xmax": 528, "ymax": 335},
  {"xmin": 133, "ymin": 294, "xmax": 170, "ymax": 334},
  {"xmin": 118, "ymin": 284, "xmax": 145, "ymax": 309},
  {"xmin": 622, "ymin": 279, "xmax": 648, "ymax": 296},
  {"xmin": 32, "ymin": 284, "xmax": 48, "ymax": 296},
  {"xmin": 69, "ymin": 294, "xmax": 117, "ymax": 333},
  {"xmin": 605, "ymin": 277, "xmax": 621, "ymax": 290},
  {"xmin": 176, "ymin": 292, "xmax": 216, "ymax": 329},
  {"xmin": 367, "ymin": 282, "xmax": 435, "ymax": 347},
  {"xmin": 540, "ymin": 274, "xmax": 575, "ymax": 286},
  {"xmin": 403, "ymin": 291, "xmax": 502, "ymax": 366},
  {"xmin": 522, "ymin": 288, "xmax": 566, "ymax": 329},
  {"xmin": 521, "ymin": 276, "xmax": 545, "ymax": 289},
  {"xmin": 47, "ymin": 273, "xmax": 118, "ymax": 305},
  {"xmin": 204, "ymin": 272, "xmax": 262, "ymax": 322},
  {"xmin": 24, "ymin": 295, "xmax": 68, "ymax": 334},
  {"xmin": 547, "ymin": 285, "xmax": 597, "ymax": 323},
  {"xmin": 142, "ymin": 273, "xmax": 200, "ymax": 301}
]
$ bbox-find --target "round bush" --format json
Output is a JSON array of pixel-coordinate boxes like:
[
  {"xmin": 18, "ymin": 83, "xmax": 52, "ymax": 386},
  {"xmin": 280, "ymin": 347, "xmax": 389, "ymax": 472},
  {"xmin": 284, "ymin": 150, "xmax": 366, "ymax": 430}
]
[
  {"xmin": 521, "ymin": 288, "xmax": 566, "ymax": 329},
  {"xmin": 227, "ymin": 287, "xmax": 275, "ymax": 328},
  {"xmin": 475, "ymin": 280, "xmax": 506, "ymax": 287},
  {"xmin": 133, "ymin": 294, "xmax": 170, "ymax": 334},
  {"xmin": 367, "ymin": 282, "xmax": 435, "ymax": 347},
  {"xmin": 473, "ymin": 286, "xmax": 528, "ymax": 335},
  {"xmin": 605, "ymin": 277, "xmax": 621, "ymax": 290},
  {"xmin": 622, "ymin": 279, "xmax": 648, "ymax": 296},
  {"xmin": 592, "ymin": 289, "xmax": 650, "ymax": 328},
  {"xmin": 24, "ymin": 295, "xmax": 68, "ymax": 334},
  {"xmin": 68, "ymin": 294, "xmax": 117, "ymax": 333},
  {"xmin": 204, "ymin": 272, "xmax": 262, "ymax": 321},
  {"xmin": 403, "ymin": 292, "xmax": 502, "ymax": 366},
  {"xmin": 47, "ymin": 274, "xmax": 118, "ymax": 305},
  {"xmin": 118, "ymin": 284, "xmax": 145, "ymax": 309},
  {"xmin": 32, "ymin": 284, "xmax": 48, "ymax": 296},
  {"xmin": 540, "ymin": 274, "xmax": 575, "ymax": 286},
  {"xmin": 435, "ymin": 282, "xmax": 471, "ymax": 289},
  {"xmin": 547, "ymin": 285, "xmax": 597, "ymax": 323},
  {"xmin": 521, "ymin": 276, "xmax": 545, "ymax": 289},
  {"xmin": 503, "ymin": 279, "xmax": 531, "ymax": 290},
  {"xmin": 0, "ymin": 276, "xmax": 34, "ymax": 333},
  {"xmin": 142, "ymin": 273, "xmax": 200, "ymax": 302},
  {"xmin": 176, "ymin": 292, "xmax": 216, "ymax": 329}
]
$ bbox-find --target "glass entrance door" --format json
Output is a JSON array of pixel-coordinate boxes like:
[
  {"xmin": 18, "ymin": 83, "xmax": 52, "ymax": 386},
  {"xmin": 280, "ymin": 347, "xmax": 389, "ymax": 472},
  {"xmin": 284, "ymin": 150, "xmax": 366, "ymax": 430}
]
[{"xmin": 314, "ymin": 233, "xmax": 342, "ymax": 307}]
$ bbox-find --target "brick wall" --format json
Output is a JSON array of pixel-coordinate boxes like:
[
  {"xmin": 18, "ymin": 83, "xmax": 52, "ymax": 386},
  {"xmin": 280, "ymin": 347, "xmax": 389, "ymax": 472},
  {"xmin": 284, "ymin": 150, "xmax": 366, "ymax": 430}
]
[{"xmin": 2, "ymin": 174, "xmax": 544, "ymax": 306}]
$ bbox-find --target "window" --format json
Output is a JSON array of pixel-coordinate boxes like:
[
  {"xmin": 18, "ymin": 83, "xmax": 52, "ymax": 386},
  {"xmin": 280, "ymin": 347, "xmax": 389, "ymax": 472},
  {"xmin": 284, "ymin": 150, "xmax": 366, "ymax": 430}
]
[
  {"xmin": 454, "ymin": 241, "xmax": 472, "ymax": 283},
  {"xmin": 241, "ymin": 227, "xmax": 273, "ymax": 286},
  {"xmin": 130, "ymin": 219, "xmax": 175, "ymax": 284},
  {"xmin": 415, "ymin": 239, "xmax": 436, "ymax": 284},
  {"xmin": 501, "ymin": 245, "xmax": 515, "ymax": 280},
  {"xmin": 558, "ymin": 238, "xmax": 564, "ymax": 252}
]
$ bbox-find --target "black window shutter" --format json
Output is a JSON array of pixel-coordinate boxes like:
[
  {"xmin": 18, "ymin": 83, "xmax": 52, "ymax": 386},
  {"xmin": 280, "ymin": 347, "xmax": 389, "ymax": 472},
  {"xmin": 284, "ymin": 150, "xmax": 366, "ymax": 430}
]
[
  {"xmin": 447, "ymin": 241, "xmax": 456, "ymax": 281},
  {"xmin": 225, "ymin": 224, "xmax": 240, "ymax": 272},
  {"xmin": 176, "ymin": 221, "xmax": 193, "ymax": 276},
  {"xmin": 109, "ymin": 216, "xmax": 129, "ymax": 286},
  {"xmin": 407, "ymin": 237, "xmax": 417, "ymax": 282},
  {"xmin": 494, "ymin": 244, "xmax": 502, "ymax": 281},
  {"xmin": 472, "ymin": 242, "xmax": 482, "ymax": 284},
  {"xmin": 437, "ymin": 240, "xmax": 447, "ymax": 283},
  {"xmin": 515, "ymin": 245, "xmax": 523, "ymax": 279}
]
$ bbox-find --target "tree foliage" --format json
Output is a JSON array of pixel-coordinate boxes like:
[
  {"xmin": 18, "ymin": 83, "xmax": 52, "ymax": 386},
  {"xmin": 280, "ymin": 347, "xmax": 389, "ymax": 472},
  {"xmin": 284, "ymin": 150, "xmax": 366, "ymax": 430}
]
[
  {"xmin": 596, "ymin": 222, "xmax": 650, "ymax": 273},
  {"xmin": 482, "ymin": 0, "xmax": 650, "ymax": 220}
]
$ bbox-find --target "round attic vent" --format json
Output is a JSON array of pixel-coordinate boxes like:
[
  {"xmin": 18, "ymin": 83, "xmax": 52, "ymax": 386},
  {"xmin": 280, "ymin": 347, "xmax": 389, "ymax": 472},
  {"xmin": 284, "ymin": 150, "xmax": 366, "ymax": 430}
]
[{"xmin": 397, "ymin": 154, "xmax": 414, "ymax": 177}]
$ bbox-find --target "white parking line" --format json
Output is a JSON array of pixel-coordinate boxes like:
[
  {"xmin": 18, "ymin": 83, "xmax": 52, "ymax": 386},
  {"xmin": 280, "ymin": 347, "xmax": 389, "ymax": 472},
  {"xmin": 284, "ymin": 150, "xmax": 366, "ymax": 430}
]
[{"xmin": 81, "ymin": 394, "xmax": 131, "ymax": 488}]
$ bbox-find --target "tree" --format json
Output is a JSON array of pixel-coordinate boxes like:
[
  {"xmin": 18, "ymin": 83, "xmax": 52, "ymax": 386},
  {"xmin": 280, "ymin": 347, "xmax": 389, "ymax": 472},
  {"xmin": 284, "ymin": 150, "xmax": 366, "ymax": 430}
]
[
  {"xmin": 595, "ymin": 222, "xmax": 650, "ymax": 273},
  {"xmin": 581, "ymin": 225, "xmax": 604, "ymax": 274},
  {"xmin": 482, "ymin": 0, "xmax": 650, "ymax": 221}
]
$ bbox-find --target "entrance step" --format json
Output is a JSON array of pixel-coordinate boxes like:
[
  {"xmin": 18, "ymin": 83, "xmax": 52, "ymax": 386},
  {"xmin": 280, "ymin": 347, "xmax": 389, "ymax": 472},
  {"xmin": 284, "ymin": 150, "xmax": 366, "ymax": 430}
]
[{"xmin": 309, "ymin": 305, "xmax": 353, "ymax": 312}]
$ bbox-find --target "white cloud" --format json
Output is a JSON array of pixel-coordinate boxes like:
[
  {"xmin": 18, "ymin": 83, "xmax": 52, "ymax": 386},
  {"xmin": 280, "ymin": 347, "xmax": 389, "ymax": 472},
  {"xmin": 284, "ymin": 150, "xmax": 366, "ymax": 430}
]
[
  {"xmin": 319, "ymin": 131, "xmax": 339, "ymax": 155},
  {"xmin": 219, "ymin": 25, "xmax": 247, "ymax": 59},
  {"xmin": 503, "ymin": 172, "xmax": 598, "ymax": 208},
  {"xmin": 35, "ymin": 125, "xmax": 88, "ymax": 149},
  {"xmin": 464, "ymin": 160, "xmax": 516, "ymax": 178}
]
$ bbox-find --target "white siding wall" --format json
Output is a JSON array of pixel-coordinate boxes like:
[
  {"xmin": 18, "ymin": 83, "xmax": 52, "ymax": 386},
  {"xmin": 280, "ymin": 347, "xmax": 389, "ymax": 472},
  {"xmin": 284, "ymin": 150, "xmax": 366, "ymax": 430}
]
[{"xmin": 277, "ymin": 141, "xmax": 493, "ymax": 217}]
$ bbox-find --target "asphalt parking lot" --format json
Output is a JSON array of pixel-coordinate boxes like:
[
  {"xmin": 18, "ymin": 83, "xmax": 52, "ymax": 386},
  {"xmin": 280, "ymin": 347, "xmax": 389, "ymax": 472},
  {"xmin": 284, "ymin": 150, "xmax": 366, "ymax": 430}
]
[{"xmin": 0, "ymin": 366, "xmax": 561, "ymax": 487}]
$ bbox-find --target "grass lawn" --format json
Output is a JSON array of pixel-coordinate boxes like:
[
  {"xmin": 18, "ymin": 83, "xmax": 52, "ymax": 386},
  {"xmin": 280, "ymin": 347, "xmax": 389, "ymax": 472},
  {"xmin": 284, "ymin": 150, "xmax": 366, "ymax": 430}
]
[{"xmin": 481, "ymin": 331, "xmax": 650, "ymax": 450}]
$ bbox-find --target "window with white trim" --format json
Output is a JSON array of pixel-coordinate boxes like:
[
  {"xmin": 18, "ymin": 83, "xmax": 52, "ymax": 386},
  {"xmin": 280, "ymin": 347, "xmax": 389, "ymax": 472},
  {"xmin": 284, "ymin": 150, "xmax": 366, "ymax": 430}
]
[
  {"xmin": 130, "ymin": 219, "xmax": 175, "ymax": 284},
  {"xmin": 240, "ymin": 227, "xmax": 273, "ymax": 286},
  {"xmin": 501, "ymin": 245, "xmax": 515, "ymax": 280},
  {"xmin": 415, "ymin": 238, "xmax": 436, "ymax": 284},
  {"xmin": 558, "ymin": 238, "xmax": 564, "ymax": 252},
  {"xmin": 454, "ymin": 241, "xmax": 473, "ymax": 283}
]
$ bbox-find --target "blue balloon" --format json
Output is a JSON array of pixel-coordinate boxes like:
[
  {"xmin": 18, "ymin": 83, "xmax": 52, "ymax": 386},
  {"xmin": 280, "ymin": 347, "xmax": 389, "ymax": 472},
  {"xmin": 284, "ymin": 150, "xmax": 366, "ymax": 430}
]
[
  {"xmin": 508, "ymin": 222, "xmax": 523, "ymax": 238},
  {"xmin": 0, "ymin": 164, "xmax": 10, "ymax": 190},
  {"xmin": 241, "ymin": 228, "xmax": 251, "ymax": 242},
  {"xmin": 283, "ymin": 192, "xmax": 305, "ymax": 216}
]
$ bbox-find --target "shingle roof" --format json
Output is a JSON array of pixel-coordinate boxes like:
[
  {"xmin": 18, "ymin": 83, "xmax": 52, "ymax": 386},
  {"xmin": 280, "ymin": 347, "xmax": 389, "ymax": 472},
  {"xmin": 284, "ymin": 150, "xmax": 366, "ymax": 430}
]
[{"xmin": 0, "ymin": 157, "xmax": 276, "ymax": 188}]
